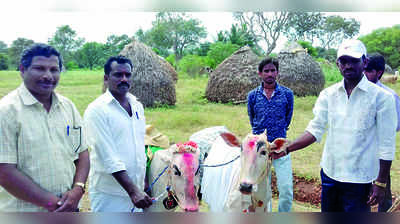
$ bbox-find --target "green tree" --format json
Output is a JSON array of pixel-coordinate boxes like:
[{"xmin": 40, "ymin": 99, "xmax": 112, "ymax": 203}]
[
  {"xmin": 284, "ymin": 12, "xmax": 323, "ymax": 42},
  {"xmin": 76, "ymin": 42, "xmax": 105, "ymax": 70},
  {"xmin": 217, "ymin": 24, "xmax": 257, "ymax": 47},
  {"xmin": 48, "ymin": 25, "xmax": 84, "ymax": 63},
  {"xmin": 318, "ymin": 15, "xmax": 360, "ymax": 49},
  {"xmin": 0, "ymin": 41, "xmax": 7, "ymax": 54},
  {"xmin": 138, "ymin": 12, "xmax": 207, "ymax": 61},
  {"xmin": 193, "ymin": 42, "xmax": 211, "ymax": 56},
  {"xmin": 0, "ymin": 53, "xmax": 8, "ymax": 70},
  {"xmin": 104, "ymin": 34, "xmax": 131, "ymax": 57},
  {"xmin": 234, "ymin": 12, "xmax": 293, "ymax": 55},
  {"xmin": 8, "ymin": 38, "xmax": 34, "ymax": 70},
  {"xmin": 207, "ymin": 42, "xmax": 240, "ymax": 69},
  {"xmin": 359, "ymin": 25, "xmax": 400, "ymax": 69}
]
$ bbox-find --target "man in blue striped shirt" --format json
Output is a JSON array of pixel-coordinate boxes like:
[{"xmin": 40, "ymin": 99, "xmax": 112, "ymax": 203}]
[{"xmin": 247, "ymin": 57, "xmax": 294, "ymax": 212}]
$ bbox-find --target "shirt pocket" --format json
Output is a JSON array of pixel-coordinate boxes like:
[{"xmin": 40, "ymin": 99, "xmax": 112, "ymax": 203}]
[{"xmin": 66, "ymin": 125, "xmax": 82, "ymax": 154}]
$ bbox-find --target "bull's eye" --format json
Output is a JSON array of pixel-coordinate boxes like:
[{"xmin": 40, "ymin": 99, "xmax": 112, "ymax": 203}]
[
  {"xmin": 260, "ymin": 150, "xmax": 267, "ymax": 156},
  {"xmin": 195, "ymin": 166, "xmax": 200, "ymax": 176},
  {"xmin": 173, "ymin": 165, "xmax": 181, "ymax": 176}
]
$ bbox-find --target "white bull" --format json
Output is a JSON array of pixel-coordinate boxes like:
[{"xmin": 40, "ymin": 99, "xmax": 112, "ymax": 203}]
[
  {"xmin": 201, "ymin": 132, "xmax": 288, "ymax": 212},
  {"xmin": 146, "ymin": 141, "xmax": 201, "ymax": 212}
]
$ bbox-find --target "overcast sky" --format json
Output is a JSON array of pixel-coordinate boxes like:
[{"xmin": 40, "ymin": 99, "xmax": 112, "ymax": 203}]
[{"xmin": 0, "ymin": 1, "xmax": 399, "ymax": 52}]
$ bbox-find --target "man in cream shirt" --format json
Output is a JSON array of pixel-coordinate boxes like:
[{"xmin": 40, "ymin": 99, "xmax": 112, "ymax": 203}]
[
  {"xmin": 0, "ymin": 44, "xmax": 89, "ymax": 212},
  {"xmin": 84, "ymin": 55, "xmax": 152, "ymax": 212},
  {"xmin": 271, "ymin": 39, "xmax": 397, "ymax": 212}
]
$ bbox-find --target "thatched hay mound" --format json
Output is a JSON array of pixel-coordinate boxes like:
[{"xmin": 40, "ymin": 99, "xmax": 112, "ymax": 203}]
[
  {"xmin": 158, "ymin": 55, "xmax": 178, "ymax": 83},
  {"xmin": 206, "ymin": 46, "xmax": 260, "ymax": 103},
  {"xmin": 113, "ymin": 40, "xmax": 176, "ymax": 107},
  {"xmin": 278, "ymin": 42, "xmax": 325, "ymax": 97}
]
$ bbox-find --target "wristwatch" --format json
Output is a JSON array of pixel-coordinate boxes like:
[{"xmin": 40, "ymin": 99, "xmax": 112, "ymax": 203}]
[
  {"xmin": 372, "ymin": 180, "xmax": 386, "ymax": 188},
  {"xmin": 73, "ymin": 182, "xmax": 86, "ymax": 193}
]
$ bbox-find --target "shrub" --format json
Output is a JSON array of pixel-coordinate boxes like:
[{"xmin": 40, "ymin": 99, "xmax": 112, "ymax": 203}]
[
  {"xmin": 297, "ymin": 40, "xmax": 317, "ymax": 57},
  {"xmin": 166, "ymin": 54, "xmax": 176, "ymax": 68},
  {"xmin": 0, "ymin": 54, "xmax": 8, "ymax": 70},
  {"xmin": 65, "ymin": 61, "xmax": 79, "ymax": 70},
  {"xmin": 177, "ymin": 55, "xmax": 208, "ymax": 77},
  {"xmin": 206, "ymin": 42, "xmax": 240, "ymax": 69}
]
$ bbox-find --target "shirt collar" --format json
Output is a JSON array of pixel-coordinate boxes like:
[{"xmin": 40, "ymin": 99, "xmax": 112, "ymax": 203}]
[
  {"xmin": 18, "ymin": 83, "xmax": 60, "ymax": 106},
  {"xmin": 104, "ymin": 89, "xmax": 138, "ymax": 104},
  {"xmin": 338, "ymin": 74, "xmax": 370, "ymax": 93},
  {"xmin": 258, "ymin": 82, "xmax": 281, "ymax": 93}
]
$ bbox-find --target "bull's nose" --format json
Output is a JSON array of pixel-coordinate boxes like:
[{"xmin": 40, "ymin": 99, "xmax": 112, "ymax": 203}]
[
  {"xmin": 184, "ymin": 207, "xmax": 199, "ymax": 212},
  {"xmin": 239, "ymin": 183, "xmax": 253, "ymax": 193}
]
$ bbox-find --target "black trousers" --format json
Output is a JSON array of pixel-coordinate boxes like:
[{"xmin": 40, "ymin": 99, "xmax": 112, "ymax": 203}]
[{"xmin": 320, "ymin": 169, "xmax": 371, "ymax": 212}]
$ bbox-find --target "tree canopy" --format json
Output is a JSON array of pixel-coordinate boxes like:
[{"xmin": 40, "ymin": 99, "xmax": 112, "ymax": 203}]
[
  {"xmin": 135, "ymin": 12, "xmax": 207, "ymax": 61},
  {"xmin": 8, "ymin": 38, "xmax": 34, "ymax": 70},
  {"xmin": 48, "ymin": 25, "xmax": 84, "ymax": 63},
  {"xmin": 359, "ymin": 25, "xmax": 400, "ymax": 69}
]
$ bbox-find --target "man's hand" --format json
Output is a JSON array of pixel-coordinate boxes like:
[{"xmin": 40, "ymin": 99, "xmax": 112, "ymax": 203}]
[
  {"xmin": 54, "ymin": 187, "xmax": 84, "ymax": 212},
  {"xmin": 367, "ymin": 184, "xmax": 386, "ymax": 206},
  {"xmin": 130, "ymin": 190, "xmax": 153, "ymax": 209},
  {"xmin": 269, "ymin": 149, "xmax": 287, "ymax": 160},
  {"xmin": 45, "ymin": 195, "xmax": 63, "ymax": 212}
]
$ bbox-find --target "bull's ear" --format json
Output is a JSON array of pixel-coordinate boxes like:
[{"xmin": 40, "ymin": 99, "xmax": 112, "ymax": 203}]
[
  {"xmin": 220, "ymin": 132, "xmax": 240, "ymax": 147},
  {"xmin": 272, "ymin": 138, "xmax": 288, "ymax": 151}
]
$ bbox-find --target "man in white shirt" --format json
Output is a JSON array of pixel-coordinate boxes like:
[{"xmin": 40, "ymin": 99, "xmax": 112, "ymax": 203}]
[
  {"xmin": 84, "ymin": 56, "xmax": 152, "ymax": 212},
  {"xmin": 364, "ymin": 53, "xmax": 400, "ymax": 212},
  {"xmin": 271, "ymin": 39, "xmax": 397, "ymax": 212}
]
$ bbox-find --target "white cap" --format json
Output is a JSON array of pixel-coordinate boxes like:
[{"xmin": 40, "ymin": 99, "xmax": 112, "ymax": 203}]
[{"xmin": 337, "ymin": 39, "xmax": 367, "ymax": 59}]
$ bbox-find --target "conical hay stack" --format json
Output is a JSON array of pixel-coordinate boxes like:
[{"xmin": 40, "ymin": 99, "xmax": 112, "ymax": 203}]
[
  {"xmin": 158, "ymin": 55, "xmax": 178, "ymax": 83},
  {"xmin": 277, "ymin": 42, "xmax": 325, "ymax": 97},
  {"xmin": 118, "ymin": 40, "xmax": 176, "ymax": 107},
  {"xmin": 206, "ymin": 46, "xmax": 261, "ymax": 103}
]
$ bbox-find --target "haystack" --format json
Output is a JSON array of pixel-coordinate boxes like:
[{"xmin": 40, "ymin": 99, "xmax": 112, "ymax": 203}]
[
  {"xmin": 206, "ymin": 46, "xmax": 260, "ymax": 103},
  {"xmin": 278, "ymin": 42, "xmax": 325, "ymax": 97},
  {"xmin": 105, "ymin": 40, "xmax": 176, "ymax": 107},
  {"xmin": 158, "ymin": 55, "xmax": 178, "ymax": 83}
]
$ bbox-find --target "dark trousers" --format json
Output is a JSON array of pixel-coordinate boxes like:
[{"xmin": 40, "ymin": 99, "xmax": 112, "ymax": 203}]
[
  {"xmin": 378, "ymin": 172, "xmax": 392, "ymax": 212},
  {"xmin": 320, "ymin": 169, "xmax": 371, "ymax": 212}
]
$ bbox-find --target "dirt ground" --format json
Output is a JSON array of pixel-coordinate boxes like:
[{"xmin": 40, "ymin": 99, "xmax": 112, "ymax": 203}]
[{"xmin": 271, "ymin": 172, "xmax": 400, "ymax": 212}]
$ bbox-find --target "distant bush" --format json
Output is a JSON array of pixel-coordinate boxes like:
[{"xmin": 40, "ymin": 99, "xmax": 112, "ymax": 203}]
[
  {"xmin": 65, "ymin": 61, "xmax": 79, "ymax": 70},
  {"xmin": 297, "ymin": 40, "xmax": 317, "ymax": 57},
  {"xmin": 320, "ymin": 62, "xmax": 342, "ymax": 86},
  {"xmin": 166, "ymin": 54, "xmax": 176, "ymax": 68},
  {"xmin": 177, "ymin": 55, "xmax": 208, "ymax": 77},
  {"xmin": 316, "ymin": 47, "xmax": 337, "ymax": 63},
  {"xmin": 207, "ymin": 41, "xmax": 240, "ymax": 69},
  {"xmin": 0, "ymin": 54, "xmax": 8, "ymax": 70}
]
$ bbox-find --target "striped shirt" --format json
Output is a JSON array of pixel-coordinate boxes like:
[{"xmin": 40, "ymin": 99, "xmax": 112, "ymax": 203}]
[{"xmin": 0, "ymin": 84, "xmax": 87, "ymax": 212}]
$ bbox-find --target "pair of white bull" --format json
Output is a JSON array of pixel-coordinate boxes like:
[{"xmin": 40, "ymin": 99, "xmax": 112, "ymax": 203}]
[{"xmin": 146, "ymin": 128, "xmax": 288, "ymax": 212}]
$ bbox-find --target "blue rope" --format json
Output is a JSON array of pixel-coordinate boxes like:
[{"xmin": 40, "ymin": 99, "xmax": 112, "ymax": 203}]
[
  {"xmin": 200, "ymin": 155, "xmax": 240, "ymax": 168},
  {"xmin": 146, "ymin": 165, "xmax": 169, "ymax": 194},
  {"xmin": 131, "ymin": 166, "xmax": 170, "ymax": 213}
]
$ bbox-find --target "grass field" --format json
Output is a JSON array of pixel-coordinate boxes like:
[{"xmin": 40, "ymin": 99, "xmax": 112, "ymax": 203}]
[{"xmin": 0, "ymin": 65, "xmax": 399, "ymax": 211}]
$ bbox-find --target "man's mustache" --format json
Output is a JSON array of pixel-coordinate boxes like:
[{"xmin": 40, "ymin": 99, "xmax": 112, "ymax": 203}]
[{"xmin": 118, "ymin": 82, "xmax": 130, "ymax": 88}]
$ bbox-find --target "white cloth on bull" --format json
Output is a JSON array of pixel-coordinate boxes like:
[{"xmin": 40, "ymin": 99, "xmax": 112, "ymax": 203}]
[
  {"xmin": 189, "ymin": 126, "xmax": 230, "ymax": 162},
  {"xmin": 201, "ymin": 136, "xmax": 241, "ymax": 212}
]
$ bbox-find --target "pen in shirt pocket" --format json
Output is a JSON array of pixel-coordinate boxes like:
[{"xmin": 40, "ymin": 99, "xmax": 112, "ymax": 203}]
[{"xmin": 67, "ymin": 125, "xmax": 70, "ymax": 136}]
